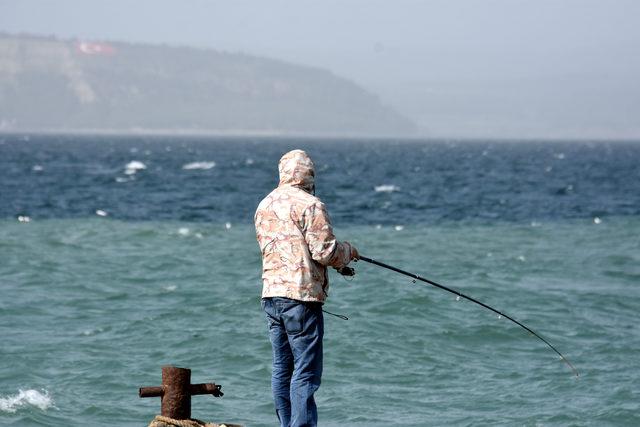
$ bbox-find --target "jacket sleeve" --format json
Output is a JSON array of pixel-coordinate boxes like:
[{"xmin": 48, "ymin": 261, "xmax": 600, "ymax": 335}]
[{"xmin": 303, "ymin": 201, "xmax": 352, "ymax": 268}]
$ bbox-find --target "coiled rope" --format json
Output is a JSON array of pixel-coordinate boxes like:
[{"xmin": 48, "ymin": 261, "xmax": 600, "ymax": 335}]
[{"xmin": 148, "ymin": 415, "xmax": 241, "ymax": 427}]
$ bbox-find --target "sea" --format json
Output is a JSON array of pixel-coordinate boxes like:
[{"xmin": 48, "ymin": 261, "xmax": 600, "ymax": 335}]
[{"xmin": 1, "ymin": 134, "xmax": 639, "ymax": 426}]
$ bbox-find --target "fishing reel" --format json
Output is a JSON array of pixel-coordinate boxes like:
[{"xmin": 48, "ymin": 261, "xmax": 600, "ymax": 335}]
[{"xmin": 336, "ymin": 266, "xmax": 356, "ymax": 277}]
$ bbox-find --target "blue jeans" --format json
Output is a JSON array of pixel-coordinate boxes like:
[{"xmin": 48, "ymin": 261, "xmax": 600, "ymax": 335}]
[{"xmin": 262, "ymin": 297, "xmax": 324, "ymax": 427}]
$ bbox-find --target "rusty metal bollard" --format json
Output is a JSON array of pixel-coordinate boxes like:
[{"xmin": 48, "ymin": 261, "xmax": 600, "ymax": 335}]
[{"xmin": 139, "ymin": 365, "xmax": 223, "ymax": 420}]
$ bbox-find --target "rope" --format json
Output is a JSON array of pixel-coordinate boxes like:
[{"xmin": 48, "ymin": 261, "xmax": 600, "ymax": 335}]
[{"xmin": 148, "ymin": 415, "xmax": 241, "ymax": 427}]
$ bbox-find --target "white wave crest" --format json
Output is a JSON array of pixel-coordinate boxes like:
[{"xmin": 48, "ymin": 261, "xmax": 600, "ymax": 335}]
[
  {"xmin": 182, "ymin": 161, "xmax": 216, "ymax": 170},
  {"xmin": 375, "ymin": 184, "xmax": 400, "ymax": 193},
  {"xmin": 124, "ymin": 160, "xmax": 147, "ymax": 175},
  {"xmin": 0, "ymin": 389, "xmax": 53, "ymax": 413}
]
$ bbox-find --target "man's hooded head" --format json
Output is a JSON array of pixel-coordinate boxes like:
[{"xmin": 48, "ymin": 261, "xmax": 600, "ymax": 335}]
[{"xmin": 278, "ymin": 149, "xmax": 315, "ymax": 194}]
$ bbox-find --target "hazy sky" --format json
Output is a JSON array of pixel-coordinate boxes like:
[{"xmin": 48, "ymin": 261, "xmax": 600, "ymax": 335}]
[{"xmin": 2, "ymin": 0, "xmax": 639, "ymax": 138}]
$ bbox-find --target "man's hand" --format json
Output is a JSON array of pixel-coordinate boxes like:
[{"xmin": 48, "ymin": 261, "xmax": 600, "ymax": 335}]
[
  {"xmin": 336, "ymin": 266, "xmax": 356, "ymax": 276},
  {"xmin": 337, "ymin": 241, "xmax": 357, "ymax": 276}
]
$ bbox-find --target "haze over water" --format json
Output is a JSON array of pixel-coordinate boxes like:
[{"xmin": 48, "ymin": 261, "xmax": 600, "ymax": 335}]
[
  {"xmin": 1, "ymin": 135, "xmax": 639, "ymax": 426},
  {"xmin": 3, "ymin": 0, "xmax": 640, "ymax": 139}
]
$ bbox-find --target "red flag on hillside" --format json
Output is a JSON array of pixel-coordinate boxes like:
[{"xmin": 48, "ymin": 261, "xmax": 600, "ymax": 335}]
[{"xmin": 76, "ymin": 42, "xmax": 116, "ymax": 55}]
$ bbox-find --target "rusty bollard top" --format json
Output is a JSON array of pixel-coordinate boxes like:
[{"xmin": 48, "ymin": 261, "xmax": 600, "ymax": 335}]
[{"xmin": 139, "ymin": 366, "xmax": 223, "ymax": 420}]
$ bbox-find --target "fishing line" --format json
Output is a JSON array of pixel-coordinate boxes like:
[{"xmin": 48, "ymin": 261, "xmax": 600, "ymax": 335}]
[
  {"xmin": 319, "ymin": 267, "xmax": 354, "ymax": 321},
  {"xmin": 322, "ymin": 309, "xmax": 349, "ymax": 320},
  {"xmin": 319, "ymin": 267, "xmax": 354, "ymax": 320},
  {"xmin": 358, "ymin": 255, "xmax": 579, "ymax": 377}
]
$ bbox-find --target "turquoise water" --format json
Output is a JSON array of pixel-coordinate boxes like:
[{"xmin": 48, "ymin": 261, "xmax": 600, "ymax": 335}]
[{"xmin": 2, "ymin": 216, "xmax": 639, "ymax": 426}]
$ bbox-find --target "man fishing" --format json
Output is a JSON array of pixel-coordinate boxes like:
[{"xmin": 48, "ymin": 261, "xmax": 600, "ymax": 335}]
[{"xmin": 254, "ymin": 149, "xmax": 359, "ymax": 427}]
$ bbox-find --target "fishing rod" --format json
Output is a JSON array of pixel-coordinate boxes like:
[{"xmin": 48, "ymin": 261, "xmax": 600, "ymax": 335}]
[{"xmin": 358, "ymin": 255, "xmax": 579, "ymax": 377}]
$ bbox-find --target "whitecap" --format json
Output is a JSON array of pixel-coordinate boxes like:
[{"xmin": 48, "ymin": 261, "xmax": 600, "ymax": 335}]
[
  {"xmin": 182, "ymin": 161, "xmax": 216, "ymax": 170},
  {"xmin": 593, "ymin": 217, "xmax": 602, "ymax": 224},
  {"xmin": 245, "ymin": 158, "xmax": 254, "ymax": 166},
  {"xmin": 554, "ymin": 153, "xmax": 566, "ymax": 160},
  {"xmin": 164, "ymin": 285, "xmax": 177, "ymax": 292},
  {"xmin": 394, "ymin": 225, "xmax": 404, "ymax": 231},
  {"xmin": 17, "ymin": 215, "xmax": 31, "ymax": 223},
  {"xmin": 225, "ymin": 222, "xmax": 232, "ymax": 230},
  {"xmin": 125, "ymin": 160, "xmax": 146, "ymax": 170},
  {"xmin": 0, "ymin": 389, "xmax": 53, "ymax": 413},
  {"xmin": 82, "ymin": 327, "xmax": 105, "ymax": 336},
  {"xmin": 178, "ymin": 227, "xmax": 190, "ymax": 236},
  {"xmin": 95, "ymin": 209, "xmax": 108, "ymax": 217},
  {"xmin": 32, "ymin": 165, "xmax": 44, "ymax": 172},
  {"xmin": 374, "ymin": 184, "xmax": 400, "ymax": 193},
  {"xmin": 124, "ymin": 160, "xmax": 146, "ymax": 175}
]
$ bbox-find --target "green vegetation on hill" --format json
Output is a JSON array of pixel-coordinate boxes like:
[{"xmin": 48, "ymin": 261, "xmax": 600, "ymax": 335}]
[{"xmin": 0, "ymin": 34, "xmax": 415, "ymax": 136}]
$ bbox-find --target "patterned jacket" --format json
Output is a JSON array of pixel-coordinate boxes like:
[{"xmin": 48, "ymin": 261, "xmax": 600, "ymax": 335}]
[{"xmin": 254, "ymin": 149, "xmax": 354, "ymax": 303}]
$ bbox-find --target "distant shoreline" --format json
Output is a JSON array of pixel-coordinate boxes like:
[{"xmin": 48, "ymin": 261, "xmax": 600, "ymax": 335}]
[
  {"xmin": 1, "ymin": 128, "xmax": 638, "ymax": 144},
  {"xmin": 0, "ymin": 127, "xmax": 420, "ymax": 141}
]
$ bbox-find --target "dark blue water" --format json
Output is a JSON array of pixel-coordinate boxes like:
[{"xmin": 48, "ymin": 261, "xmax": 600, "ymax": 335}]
[{"xmin": 2, "ymin": 134, "xmax": 638, "ymax": 224}]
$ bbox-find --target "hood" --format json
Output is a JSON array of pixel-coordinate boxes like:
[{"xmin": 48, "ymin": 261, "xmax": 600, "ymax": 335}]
[{"xmin": 278, "ymin": 149, "xmax": 315, "ymax": 193}]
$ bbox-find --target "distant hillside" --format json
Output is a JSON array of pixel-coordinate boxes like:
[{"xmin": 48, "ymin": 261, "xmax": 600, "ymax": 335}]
[{"xmin": 0, "ymin": 34, "xmax": 416, "ymax": 136}]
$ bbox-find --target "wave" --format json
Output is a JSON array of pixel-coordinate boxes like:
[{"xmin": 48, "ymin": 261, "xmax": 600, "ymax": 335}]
[
  {"xmin": 0, "ymin": 389, "xmax": 53, "ymax": 413},
  {"xmin": 182, "ymin": 161, "xmax": 216, "ymax": 170},
  {"xmin": 124, "ymin": 160, "xmax": 147, "ymax": 175},
  {"xmin": 374, "ymin": 184, "xmax": 400, "ymax": 193}
]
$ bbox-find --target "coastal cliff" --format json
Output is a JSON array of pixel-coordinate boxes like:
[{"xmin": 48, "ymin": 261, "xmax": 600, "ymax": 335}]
[{"xmin": 0, "ymin": 34, "xmax": 415, "ymax": 136}]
